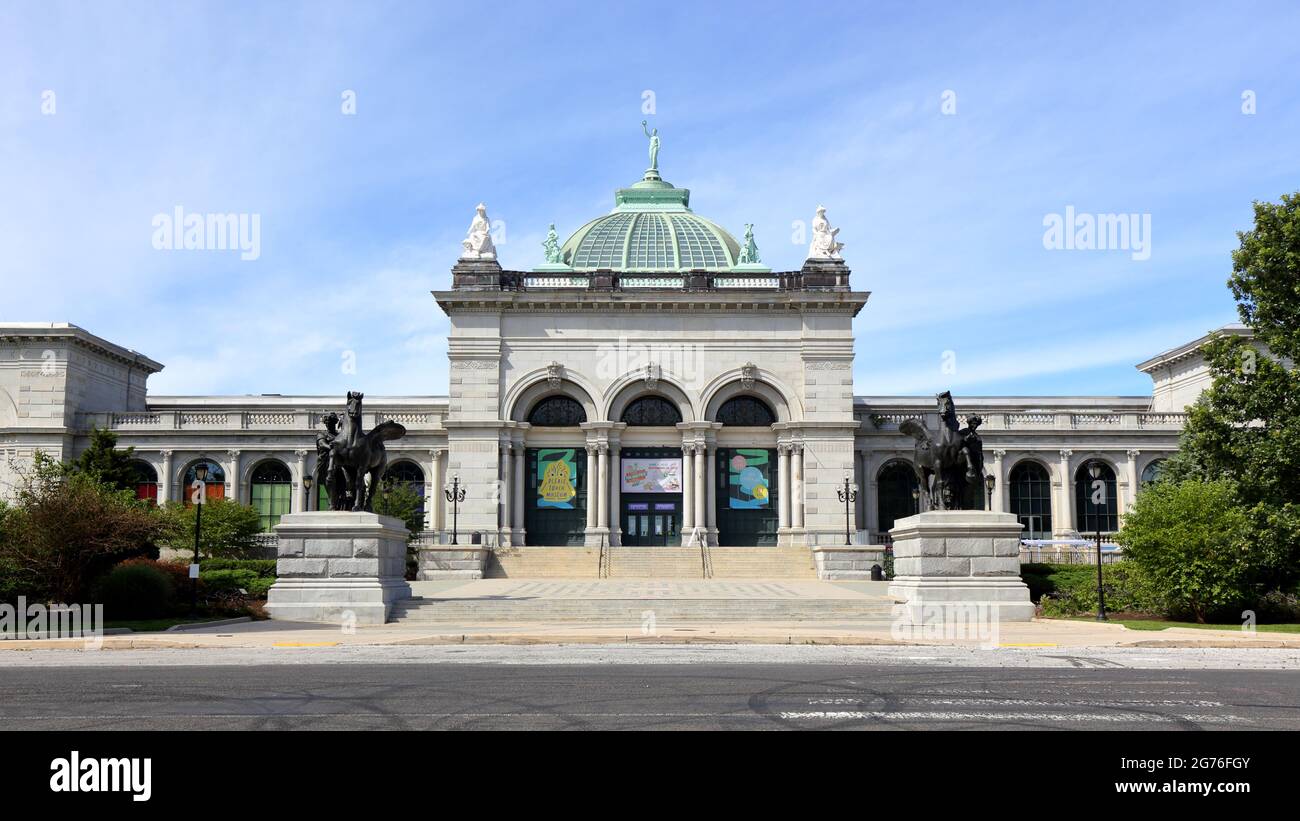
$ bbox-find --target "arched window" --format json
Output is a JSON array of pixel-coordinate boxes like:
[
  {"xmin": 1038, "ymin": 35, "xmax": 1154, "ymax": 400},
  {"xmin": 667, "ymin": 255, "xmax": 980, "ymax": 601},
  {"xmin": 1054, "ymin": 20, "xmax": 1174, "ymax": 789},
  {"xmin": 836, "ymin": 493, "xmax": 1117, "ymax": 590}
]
[
  {"xmin": 1074, "ymin": 461, "xmax": 1118, "ymax": 534},
  {"xmin": 876, "ymin": 461, "xmax": 919, "ymax": 538},
  {"xmin": 250, "ymin": 460, "xmax": 292, "ymax": 532},
  {"xmin": 1141, "ymin": 459, "xmax": 1167, "ymax": 486},
  {"xmin": 622, "ymin": 396, "xmax": 682, "ymax": 426},
  {"xmin": 716, "ymin": 396, "xmax": 776, "ymax": 426},
  {"xmin": 1009, "ymin": 461, "xmax": 1052, "ymax": 540},
  {"xmin": 382, "ymin": 460, "xmax": 427, "ymax": 518},
  {"xmin": 129, "ymin": 461, "xmax": 159, "ymax": 503},
  {"xmin": 182, "ymin": 459, "xmax": 226, "ymax": 505},
  {"xmin": 528, "ymin": 396, "xmax": 586, "ymax": 426}
]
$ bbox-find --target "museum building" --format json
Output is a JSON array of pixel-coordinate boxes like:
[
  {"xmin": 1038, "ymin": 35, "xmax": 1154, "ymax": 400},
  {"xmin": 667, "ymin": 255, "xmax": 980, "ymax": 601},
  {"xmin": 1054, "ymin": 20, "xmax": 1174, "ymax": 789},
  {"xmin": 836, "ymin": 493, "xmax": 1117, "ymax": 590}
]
[{"xmin": 0, "ymin": 154, "xmax": 1227, "ymax": 573}]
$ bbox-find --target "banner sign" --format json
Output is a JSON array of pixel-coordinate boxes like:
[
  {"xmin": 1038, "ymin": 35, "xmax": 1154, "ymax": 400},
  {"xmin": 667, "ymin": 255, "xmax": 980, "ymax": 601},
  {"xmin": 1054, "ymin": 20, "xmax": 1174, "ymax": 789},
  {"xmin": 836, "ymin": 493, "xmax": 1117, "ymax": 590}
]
[
  {"xmin": 536, "ymin": 448, "xmax": 578, "ymax": 509},
  {"xmin": 728, "ymin": 449, "xmax": 771, "ymax": 509},
  {"xmin": 620, "ymin": 458, "xmax": 682, "ymax": 494}
]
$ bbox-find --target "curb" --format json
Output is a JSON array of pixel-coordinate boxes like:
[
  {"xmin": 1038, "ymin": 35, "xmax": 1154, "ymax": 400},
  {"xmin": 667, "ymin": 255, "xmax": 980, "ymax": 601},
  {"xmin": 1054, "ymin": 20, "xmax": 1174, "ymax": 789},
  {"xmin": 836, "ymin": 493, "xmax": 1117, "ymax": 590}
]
[{"xmin": 165, "ymin": 617, "xmax": 253, "ymax": 632}]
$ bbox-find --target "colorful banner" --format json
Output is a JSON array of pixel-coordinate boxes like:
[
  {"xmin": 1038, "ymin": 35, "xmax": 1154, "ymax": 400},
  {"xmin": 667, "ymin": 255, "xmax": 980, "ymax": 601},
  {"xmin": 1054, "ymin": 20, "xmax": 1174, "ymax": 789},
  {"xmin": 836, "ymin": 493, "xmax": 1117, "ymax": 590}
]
[
  {"xmin": 728, "ymin": 449, "xmax": 771, "ymax": 509},
  {"xmin": 620, "ymin": 458, "xmax": 682, "ymax": 493},
  {"xmin": 536, "ymin": 448, "xmax": 578, "ymax": 509}
]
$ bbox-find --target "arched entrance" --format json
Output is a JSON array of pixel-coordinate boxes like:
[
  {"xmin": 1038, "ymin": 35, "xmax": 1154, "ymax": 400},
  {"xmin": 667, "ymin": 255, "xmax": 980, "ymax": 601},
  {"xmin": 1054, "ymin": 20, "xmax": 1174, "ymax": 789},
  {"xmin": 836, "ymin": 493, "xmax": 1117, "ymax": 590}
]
[
  {"xmin": 714, "ymin": 396, "xmax": 779, "ymax": 546},
  {"xmin": 1009, "ymin": 460, "xmax": 1052, "ymax": 540}
]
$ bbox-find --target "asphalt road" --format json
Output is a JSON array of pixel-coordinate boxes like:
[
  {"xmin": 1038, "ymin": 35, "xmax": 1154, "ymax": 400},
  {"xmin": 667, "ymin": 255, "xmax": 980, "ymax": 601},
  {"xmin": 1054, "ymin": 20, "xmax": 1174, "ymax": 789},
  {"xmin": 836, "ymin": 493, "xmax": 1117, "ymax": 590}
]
[{"xmin": 1, "ymin": 660, "xmax": 1296, "ymax": 730}]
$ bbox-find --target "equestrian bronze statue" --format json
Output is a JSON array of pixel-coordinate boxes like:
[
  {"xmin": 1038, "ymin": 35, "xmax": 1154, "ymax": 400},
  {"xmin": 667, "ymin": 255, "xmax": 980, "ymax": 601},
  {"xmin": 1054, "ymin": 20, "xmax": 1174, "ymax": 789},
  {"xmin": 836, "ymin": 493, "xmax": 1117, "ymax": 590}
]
[
  {"xmin": 899, "ymin": 391, "xmax": 987, "ymax": 511},
  {"xmin": 317, "ymin": 391, "xmax": 407, "ymax": 512}
]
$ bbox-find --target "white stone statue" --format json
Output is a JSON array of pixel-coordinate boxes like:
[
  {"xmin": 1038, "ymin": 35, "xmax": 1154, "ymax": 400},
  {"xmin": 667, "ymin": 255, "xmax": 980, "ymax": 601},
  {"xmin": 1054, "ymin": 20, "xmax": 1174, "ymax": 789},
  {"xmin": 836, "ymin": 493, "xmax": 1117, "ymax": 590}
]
[
  {"xmin": 460, "ymin": 203, "xmax": 496, "ymax": 260},
  {"xmin": 808, "ymin": 205, "xmax": 844, "ymax": 260}
]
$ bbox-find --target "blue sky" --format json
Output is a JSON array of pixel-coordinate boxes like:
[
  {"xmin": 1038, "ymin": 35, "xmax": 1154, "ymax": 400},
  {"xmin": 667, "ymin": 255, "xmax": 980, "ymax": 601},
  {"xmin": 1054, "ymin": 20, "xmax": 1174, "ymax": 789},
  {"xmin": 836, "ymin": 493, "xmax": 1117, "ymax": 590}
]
[{"xmin": 3, "ymin": 0, "xmax": 1298, "ymax": 398}]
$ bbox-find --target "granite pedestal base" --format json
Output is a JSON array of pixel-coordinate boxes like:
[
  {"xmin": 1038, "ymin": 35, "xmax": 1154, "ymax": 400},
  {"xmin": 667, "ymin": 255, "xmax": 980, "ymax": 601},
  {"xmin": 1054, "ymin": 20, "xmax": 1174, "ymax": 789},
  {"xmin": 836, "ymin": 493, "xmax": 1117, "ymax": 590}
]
[
  {"xmin": 886, "ymin": 511, "xmax": 1034, "ymax": 623},
  {"xmin": 266, "ymin": 512, "xmax": 412, "ymax": 625}
]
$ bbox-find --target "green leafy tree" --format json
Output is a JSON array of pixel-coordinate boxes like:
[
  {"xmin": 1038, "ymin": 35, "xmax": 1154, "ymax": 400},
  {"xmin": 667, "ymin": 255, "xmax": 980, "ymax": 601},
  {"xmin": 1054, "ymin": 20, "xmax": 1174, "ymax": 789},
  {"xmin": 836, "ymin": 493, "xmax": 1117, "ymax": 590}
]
[
  {"xmin": 62, "ymin": 427, "xmax": 141, "ymax": 492},
  {"xmin": 1159, "ymin": 191, "xmax": 1300, "ymax": 594},
  {"xmin": 0, "ymin": 452, "xmax": 163, "ymax": 602},
  {"xmin": 1116, "ymin": 480, "xmax": 1258, "ymax": 622},
  {"xmin": 372, "ymin": 479, "xmax": 425, "ymax": 538},
  {"xmin": 158, "ymin": 498, "xmax": 263, "ymax": 559},
  {"xmin": 1229, "ymin": 192, "xmax": 1300, "ymax": 363}
]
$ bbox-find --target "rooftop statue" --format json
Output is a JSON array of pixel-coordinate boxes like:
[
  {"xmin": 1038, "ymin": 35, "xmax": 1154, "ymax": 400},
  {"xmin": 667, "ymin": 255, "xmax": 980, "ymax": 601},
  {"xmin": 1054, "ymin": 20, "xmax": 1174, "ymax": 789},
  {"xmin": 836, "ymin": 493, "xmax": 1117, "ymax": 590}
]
[
  {"xmin": 460, "ymin": 203, "xmax": 496, "ymax": 260},
  {"xmin": 899, "ymin": 391, "xmax": 986, "ymax": 511},
  {"xmin": 808, "ymin": 205, "xmax": 844, "ymax": 260},
  {"xmin": 542, "ymin": 223, "xmax": 563, "ymax": 264},
  {"xmin": 320, "ymin": 392, "xmax": 407, "ymax": 512},
  {"xmin": 641, "ymin": 120, "xmax": 661, "ymax": 172},
  {"xmin": 738, "ymin": 223, "xmax": 762, "ymax": 265}
]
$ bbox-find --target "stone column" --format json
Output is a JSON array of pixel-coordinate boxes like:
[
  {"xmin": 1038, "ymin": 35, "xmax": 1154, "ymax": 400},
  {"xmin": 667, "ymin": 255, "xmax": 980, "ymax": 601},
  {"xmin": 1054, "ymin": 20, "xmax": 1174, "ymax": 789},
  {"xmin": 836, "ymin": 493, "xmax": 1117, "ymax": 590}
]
[
  {"xmin": 513, "ymin": 444, "xmax": 526, "ymax": 545},
  {"xmin": 585, "ymin": 445, "xmax": 598, "ymax": 531},
  {"xmin": 681, "ymin": 443, "xmax": 695, "ymax": 531},
  {"xmin": 791, "ymin": 444, "xmax": 805, "ymax": 530},
  {"xmin": 429, "ymin": 449, "xmax": 443, "ymax": 534},
  {"xmin": 1122, "ymin": 449, "xmax": 1140, "ymax": 520},
  {"xmin": 228, "ymin": 450, "xmax": 241, "ymax": 503},
  {"xmin": 777, "ymin": 445, "xmax": 790, "ymax": 531},
  {"xmin": 159, "ymin": 450, "xmax": 173, "ymax": 506},
  {"xmin": 597, "ymin": 444, "xmax": 609, "ymax": 531},
  {"xmin": 293, "ymin": 450, "xmax": 308, "ymax": 513},
  {"xmin": 706, "ymin": 442, "xmax": 718, "ymax": 534},
  {"xmin": 854, "ymin": 450, "xmax": 866, "ymax": 530},
  {"xmin": 694, "ymin": 445, "xmax": 707, "ymax": 536},
  {"xmin": 991, "ymin": 449, "xmax": 1006, "ymax": 513},
  {"xmin": 1057, "ymin": 449, "xmax": 1074, "ymax": 536},
  {"xmin": 609, "ymin": 440, "xmax": 621, "ymax": 545},
  {"xmin": 500, "ymin": 443, "xmax": 513, "ymax": 543}
]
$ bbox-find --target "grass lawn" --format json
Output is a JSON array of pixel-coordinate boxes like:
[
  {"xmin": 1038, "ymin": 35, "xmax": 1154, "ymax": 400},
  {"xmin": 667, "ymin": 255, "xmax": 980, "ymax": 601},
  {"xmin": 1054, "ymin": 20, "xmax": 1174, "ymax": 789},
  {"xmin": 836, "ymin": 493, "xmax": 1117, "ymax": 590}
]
[
  {"xmin": 1062, "ymin": 615, "xmax": 1300, "ymax": 633},
  {"xmin": 104, "ymin": 617, "xmax": 230, "ymax": 632}
]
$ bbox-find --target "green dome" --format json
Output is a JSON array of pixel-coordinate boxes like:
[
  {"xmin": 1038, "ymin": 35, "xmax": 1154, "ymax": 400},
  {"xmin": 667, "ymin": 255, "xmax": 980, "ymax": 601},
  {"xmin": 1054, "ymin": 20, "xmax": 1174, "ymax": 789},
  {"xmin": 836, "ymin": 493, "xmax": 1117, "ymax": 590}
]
[{"xmin": 558, "ymin": 174, "xmax": 741, "ymax": 272}]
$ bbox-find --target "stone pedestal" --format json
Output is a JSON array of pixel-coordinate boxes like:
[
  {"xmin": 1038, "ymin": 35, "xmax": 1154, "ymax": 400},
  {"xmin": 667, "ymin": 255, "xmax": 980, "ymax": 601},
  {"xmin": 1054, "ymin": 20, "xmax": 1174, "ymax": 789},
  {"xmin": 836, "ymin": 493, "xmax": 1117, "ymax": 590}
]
[
  {"xmin": 812, "ymin": 546, "xmax": 887, "ymax": 580},
  {"xmin": 416, "ymin": 546, "xmax": 489, "ymax": 579},
  {"xmin": 266, "ymin": 512, "xmax": 412, "ymax": 625},
  {"xmin": 886, "ymin": 511, "xmax": 1033, "ymax": 623}
]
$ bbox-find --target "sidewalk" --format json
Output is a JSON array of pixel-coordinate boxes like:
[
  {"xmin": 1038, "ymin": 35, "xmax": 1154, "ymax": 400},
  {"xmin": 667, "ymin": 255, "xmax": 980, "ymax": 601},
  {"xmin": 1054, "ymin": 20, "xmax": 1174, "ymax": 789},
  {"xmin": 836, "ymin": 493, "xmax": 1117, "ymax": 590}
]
[{"xmin": 2, "ymin": 616, "xmax": 1297, "ymax": 651}]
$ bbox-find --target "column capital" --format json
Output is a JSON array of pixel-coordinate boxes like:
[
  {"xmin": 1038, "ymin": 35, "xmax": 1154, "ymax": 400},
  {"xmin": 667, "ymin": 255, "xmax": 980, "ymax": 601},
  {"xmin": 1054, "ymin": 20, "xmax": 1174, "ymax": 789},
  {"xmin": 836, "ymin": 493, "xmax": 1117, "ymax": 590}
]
[
  {"xmin": 160, "ymin": 449, "xmax": 173, "ymax": 458},
  {"xmin": 1058, "ymin": 449, "xmax": 1073, "ymax": 459},
  {"xmin": 992, "ymin": 449, "xmax": 1007, "ymax": 459},
  {"xmin": 1126, "ymin": 449, "xmax": 1141, "ymax": 458},
  {"xmin": 228, "ymin": 449, "xmax": 242, "ymax": 459},
  {"xmin": 294, "ymin": 449, "xmax": 309, "ymax": 459}
]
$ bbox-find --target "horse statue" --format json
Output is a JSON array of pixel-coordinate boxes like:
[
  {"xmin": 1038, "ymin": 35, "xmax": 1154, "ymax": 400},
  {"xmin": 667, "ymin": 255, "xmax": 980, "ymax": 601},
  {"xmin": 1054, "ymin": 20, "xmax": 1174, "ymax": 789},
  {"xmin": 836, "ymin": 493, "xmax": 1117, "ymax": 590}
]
[
  {"xmin": 323, "ymin": 391, "xmax": 407, "ymax": 512},
  {"xmin": 898, "ymin": 391, "xmax": 985, "ymax": 511}
]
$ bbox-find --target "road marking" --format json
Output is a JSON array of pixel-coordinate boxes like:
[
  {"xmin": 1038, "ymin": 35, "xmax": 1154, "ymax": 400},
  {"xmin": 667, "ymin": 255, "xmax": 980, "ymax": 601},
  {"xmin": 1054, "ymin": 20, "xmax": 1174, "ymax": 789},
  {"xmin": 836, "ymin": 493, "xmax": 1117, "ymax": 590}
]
[{"xmin": 779, "ymin": 711, "xmax": 1246, "ymax": 723}]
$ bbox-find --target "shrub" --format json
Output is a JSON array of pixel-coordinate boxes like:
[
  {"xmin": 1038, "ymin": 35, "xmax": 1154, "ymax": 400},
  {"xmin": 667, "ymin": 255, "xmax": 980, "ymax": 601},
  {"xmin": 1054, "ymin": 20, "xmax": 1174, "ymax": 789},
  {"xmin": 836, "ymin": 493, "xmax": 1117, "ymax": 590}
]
[
  {"xmin": 201, "ymin": 568, "xmax": 273, "ymax": 599},
  {"xmin": 1039, "ymin": 563, "xmax": 1158, "ymax": 618},
  {"xmin": 200, "ymin": 558, "xmax": 276, "ymax": 577},
  {"xmin": 158, "ymin": 498, "xmax": 263, "ymax": 559},
  {"xmin": 94, "ymin": 561, "xmax": 175, "ymax": 619},
  {"xmin": 1116, "ymin": 479, "xmax": 1261, "ymax": 622},
  {"xmin": 0, "ymin": 454, "xmax": 164, "ymax": 603}
]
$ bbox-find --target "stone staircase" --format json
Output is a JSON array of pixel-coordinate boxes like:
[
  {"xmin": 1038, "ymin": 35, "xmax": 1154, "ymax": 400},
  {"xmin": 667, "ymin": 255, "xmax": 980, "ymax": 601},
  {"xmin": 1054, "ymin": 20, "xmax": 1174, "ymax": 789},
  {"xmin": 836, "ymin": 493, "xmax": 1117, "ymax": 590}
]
[
  {"xmin": 486, "ymin": 547, "xmax": 600, "ymax": 578},
  {"xmin": 390, "ymin": 585, "xmax": 897, "ymax": 624},
  {"xmin": 483, "ymin": 546, "xmax": 819, "ymax": 579}
]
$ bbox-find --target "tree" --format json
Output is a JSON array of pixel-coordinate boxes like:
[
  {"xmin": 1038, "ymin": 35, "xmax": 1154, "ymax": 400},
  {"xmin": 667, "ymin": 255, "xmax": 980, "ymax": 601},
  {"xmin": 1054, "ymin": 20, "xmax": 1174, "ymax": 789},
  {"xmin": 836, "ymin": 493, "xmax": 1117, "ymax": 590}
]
[
  {"xmin": 1116, "ymin": 480, "xmax": 1257, "ymax": 622},
  {"xmin": 1229, "ymin": 192, "xmax": 1300, "ymax": 363},
  {"xmin": 0, "ymin": 453, "xmax": 163, "ymax": 603},
  {"xmin": 62, "ymin": 427, "xmax": 141, "ymax": 492},
  {"xmin": 372, "ymin": 479, "xmax": 425, "ymax": 538},
  {"xmin": 1160, "ymin": 191, "xmax": 1300, "ymax": 594},
  {"xmin": 158, "ymin": 498, "xmax": 263, "ymax": 559}
]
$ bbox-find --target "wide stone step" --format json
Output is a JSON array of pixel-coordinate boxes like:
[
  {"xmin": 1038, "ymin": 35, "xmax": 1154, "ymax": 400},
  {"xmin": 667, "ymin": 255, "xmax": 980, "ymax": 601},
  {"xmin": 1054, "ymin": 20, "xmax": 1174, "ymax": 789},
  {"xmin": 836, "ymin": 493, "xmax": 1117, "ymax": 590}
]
[
  {"xmin": 389, "ymin": 597, "xmax": 896, "ymax": 623},
  {"xmin": 483, "ymin": 546, "xmax": 820, "ymax": 579}
]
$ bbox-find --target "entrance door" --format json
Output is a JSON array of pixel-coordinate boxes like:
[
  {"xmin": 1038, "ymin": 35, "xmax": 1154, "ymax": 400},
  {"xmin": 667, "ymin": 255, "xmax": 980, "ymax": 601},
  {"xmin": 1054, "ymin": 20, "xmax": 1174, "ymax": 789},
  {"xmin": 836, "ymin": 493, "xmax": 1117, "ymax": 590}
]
[
  {"xmin": 715, "ymin": 448, "xmax": 779, "ymax": 545},
  {"xmin": 622, "ymin": 497, "xmax": 679, "ymax": 546}
]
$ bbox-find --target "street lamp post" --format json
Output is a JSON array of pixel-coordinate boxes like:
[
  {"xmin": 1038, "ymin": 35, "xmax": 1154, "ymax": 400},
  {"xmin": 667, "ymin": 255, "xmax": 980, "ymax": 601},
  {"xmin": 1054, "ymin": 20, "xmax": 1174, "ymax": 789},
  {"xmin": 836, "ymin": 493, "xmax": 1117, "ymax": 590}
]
[
  {"xmin": 303, "ymin": 474, "xmax": 314, "ymax": 512},
  {"xmin": 836, "ymin": 474, "xmax": 858, "ymax": 546},
  {"xmin": 984, "ymin": 473, "xmax": 996, "ymax": 511},
  {"xmin": 190, "ymin": 462, "xmax": 208, "ymax": 617},
  {"xmin": 444, "ymin": 475, "xmax": 466, "ymax": 545},
  {"xmin": 1088, "ymin": 461, "xmax": 1108, "ymax": 621}
]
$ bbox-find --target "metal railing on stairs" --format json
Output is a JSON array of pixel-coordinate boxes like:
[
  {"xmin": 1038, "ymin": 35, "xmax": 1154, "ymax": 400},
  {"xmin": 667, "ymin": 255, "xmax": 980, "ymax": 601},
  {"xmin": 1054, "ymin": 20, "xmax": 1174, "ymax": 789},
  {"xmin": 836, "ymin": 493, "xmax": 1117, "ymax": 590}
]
[
  {"xmin": 693, "ymin": 527, "xmax": 713, "ymax": 579},
  {"xmin": 598, "ymin": 535, "xmax": 611, "ymax": 579}
]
